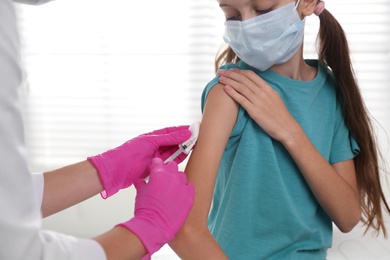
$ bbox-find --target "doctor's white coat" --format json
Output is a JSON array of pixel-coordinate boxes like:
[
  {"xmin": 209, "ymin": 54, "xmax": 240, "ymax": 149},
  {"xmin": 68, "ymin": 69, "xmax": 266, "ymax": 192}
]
[{"xmin": 0, "ymin": 0, "xmax": 106, "ymax": 258}]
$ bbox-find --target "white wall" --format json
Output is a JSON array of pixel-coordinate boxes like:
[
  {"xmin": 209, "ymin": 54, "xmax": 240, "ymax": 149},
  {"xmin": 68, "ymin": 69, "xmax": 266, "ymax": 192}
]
[{"xmin": 16, "ymin": 0, "xmax": 390, "ymax": 258}]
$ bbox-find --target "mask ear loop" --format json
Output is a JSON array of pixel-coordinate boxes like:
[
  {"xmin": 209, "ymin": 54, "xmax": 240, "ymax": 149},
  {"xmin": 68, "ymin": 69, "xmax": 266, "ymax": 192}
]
[{"xmin": 294, "ymin": 0, "xmax": 302, "ymax": 10}]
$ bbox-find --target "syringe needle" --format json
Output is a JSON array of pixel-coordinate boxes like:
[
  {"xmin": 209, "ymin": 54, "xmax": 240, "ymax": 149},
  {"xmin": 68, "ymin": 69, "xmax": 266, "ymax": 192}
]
[
  {"xmin": 163, "ymin": 121, "xmax": 200, "ymax": 165},
  {"xmin": 163, "ymin": 147, "xmax": 184, "ymax": 164}
]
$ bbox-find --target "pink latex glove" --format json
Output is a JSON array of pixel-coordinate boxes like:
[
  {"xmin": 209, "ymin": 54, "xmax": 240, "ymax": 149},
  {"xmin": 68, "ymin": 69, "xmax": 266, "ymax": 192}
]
[
  {"xmin": 88, "ymin": 126, "xmax": 191, "ymax": 198},
  {"xmin": 119, "ymin": 158, "xmax": 194, "ymax": 258}
]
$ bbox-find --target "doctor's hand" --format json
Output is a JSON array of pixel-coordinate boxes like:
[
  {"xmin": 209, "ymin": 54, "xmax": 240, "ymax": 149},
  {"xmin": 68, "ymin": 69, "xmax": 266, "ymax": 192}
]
[
  {"xmin": 218, "ymin": 69, "xmax": 301, "ymax": 144},
  {"xmin": 119, "ymin": 158, "xmax": 194, "ymax": 259},
  {"xmin": 88, "ymin": 126, "xmax": 191, "ymax": 198}
]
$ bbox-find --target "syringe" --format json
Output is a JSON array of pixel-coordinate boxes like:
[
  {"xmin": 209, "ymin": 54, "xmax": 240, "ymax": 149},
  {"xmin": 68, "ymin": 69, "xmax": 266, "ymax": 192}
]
[{"xmin": 164, "ymin": 121, "xmax": 200, "ymax": 164}]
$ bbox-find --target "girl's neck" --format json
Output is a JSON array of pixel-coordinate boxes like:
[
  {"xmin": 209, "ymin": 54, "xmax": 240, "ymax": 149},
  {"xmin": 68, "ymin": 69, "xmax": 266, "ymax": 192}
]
[{"xmin": 269, "ymin": 47, "xmax": 317, "ymax": 81}]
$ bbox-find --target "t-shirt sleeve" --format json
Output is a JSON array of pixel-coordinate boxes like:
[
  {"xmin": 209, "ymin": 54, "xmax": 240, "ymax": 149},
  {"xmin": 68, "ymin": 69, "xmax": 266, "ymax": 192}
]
[
  {"xmin": 329, "ymin": 106, "xmax": 360, "ymax": 164},
  {"xmin": 201, "ymin": 63, "xmax": 249, "ymax": 137},
  {"xmin": 201, "ymin": 63, "xmax": 236, "ymax": 113}
]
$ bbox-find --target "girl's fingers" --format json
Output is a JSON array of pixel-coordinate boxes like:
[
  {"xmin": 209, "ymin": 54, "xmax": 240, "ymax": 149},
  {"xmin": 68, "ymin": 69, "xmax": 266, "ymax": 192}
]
[
  {"xmin": 218, "ymin": 69, "xmax": 256, "ymax": 91},
  {"xmin": 218, "ymin": 68, "xmax": 267, "ymax": 95},
  {"xmin": 220, "ymin": 77, "xmax": 253, "ymax": 102},
  {"xmin": 230, "ymin": 68, "xmax": 268, "ymax": 87},
  {"xmin": 231, "ymin": 68, "xmax": 271, "ymax": 92},
  {"xmin": 223, "ymin": 84, "xmax": 253, "ymax": 111},
  {"xmin": 219, "ymin": 72, "xmax": 255, "ymax": 102}
]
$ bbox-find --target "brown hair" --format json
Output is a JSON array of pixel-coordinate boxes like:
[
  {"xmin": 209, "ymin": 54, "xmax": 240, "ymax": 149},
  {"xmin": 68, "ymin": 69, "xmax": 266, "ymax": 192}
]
[{"xmin": 215, "ymin": 5, "xmax": 390, "ymax": 236}]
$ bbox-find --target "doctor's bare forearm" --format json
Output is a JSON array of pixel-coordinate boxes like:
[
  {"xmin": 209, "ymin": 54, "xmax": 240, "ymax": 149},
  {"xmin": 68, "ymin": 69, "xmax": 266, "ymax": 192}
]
[
  {"xmin": 41, "ymin": 160, "xmax": 104, "ymax": 217},
  {"xmin": 94, "ymin": 226, "xmax": 146, "ymax": 260}
]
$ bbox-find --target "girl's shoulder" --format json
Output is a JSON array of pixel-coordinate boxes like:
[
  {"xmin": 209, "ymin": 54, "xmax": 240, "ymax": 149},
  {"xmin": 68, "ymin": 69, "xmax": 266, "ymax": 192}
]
[
  {"xmin": 201, "ymin": 62, "xmax": 243, "ymax": 110},
  {"xmin": 201, "ymin": 62, "xmax": 250, "ymax": 138}
]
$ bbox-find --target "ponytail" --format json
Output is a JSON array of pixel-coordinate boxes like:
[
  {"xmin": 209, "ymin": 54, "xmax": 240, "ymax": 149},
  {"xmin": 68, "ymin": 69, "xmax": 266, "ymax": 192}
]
[{"xmin": 317, "ymin": 8, "xmax": 390, "ymax": 236}]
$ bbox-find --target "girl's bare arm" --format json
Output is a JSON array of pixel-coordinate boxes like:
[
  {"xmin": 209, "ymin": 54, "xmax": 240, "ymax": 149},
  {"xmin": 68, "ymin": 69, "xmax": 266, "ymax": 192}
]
[{"xmin": 169, "ymin": 83, "xmax": 239, "ymax": 259}]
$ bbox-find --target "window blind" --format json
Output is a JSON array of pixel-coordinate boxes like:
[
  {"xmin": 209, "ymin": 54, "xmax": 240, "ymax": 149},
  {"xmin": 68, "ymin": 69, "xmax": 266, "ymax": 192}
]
[
  {"xmin": 16, "ymin": 0, "xmax": 225, "ymax": 171},
  {"xmin": 16, "ymin": 0, "xmax": 390, "ymax": 172}
]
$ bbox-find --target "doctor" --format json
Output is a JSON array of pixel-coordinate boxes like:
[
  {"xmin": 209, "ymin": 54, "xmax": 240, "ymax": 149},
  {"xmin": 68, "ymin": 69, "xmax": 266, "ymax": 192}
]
[{"xmin": 0, "ymin": 0, "xmax": 194, "ymax": 259}]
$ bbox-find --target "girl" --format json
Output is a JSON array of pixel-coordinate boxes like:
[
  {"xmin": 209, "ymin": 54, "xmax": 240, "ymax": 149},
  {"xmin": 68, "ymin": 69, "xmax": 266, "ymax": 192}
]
[{"xmin": 169, "ymin": 0, "xmax": 390, "ymax": 259}]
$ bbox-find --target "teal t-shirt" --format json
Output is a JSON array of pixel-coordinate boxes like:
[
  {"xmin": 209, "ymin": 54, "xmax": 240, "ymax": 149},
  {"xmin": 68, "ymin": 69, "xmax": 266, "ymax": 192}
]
[{"xmin": 202, "ymin": 60, "xmax": 360, "ymax": 260}]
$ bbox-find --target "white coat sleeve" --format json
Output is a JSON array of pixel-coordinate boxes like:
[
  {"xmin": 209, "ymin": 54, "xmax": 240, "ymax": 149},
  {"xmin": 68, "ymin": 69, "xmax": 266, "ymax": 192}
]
[
  {"xmin": 30, "ymin": 173, "xmax": 107, "ymax": 259},
  {"xmin": 32, "ymin": 173, "xmax": 44, "ymax": 206},
  {"xmin": 0, "ymin": 1, "xmax": 106, "ymax": 259},
  {"xmin": 13, "ymin": 0, "xmax": 54, "ymax": 5}
]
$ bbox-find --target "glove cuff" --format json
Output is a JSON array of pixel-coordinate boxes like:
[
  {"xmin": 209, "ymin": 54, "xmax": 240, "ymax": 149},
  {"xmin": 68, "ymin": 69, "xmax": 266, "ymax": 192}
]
[
  {"xmin": 87, "ymin": 155, "xmax": 118, "ymax": 199},
  {"xmin": 118, "ymin": 215, "xmax": 174, "ymax": 257}
]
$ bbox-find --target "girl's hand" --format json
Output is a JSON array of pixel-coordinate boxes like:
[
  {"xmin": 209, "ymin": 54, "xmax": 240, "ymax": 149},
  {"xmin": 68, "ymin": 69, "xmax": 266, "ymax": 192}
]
[{"xmin": 218, "ymin": 68, "xmax": 301, "ymax": 144}]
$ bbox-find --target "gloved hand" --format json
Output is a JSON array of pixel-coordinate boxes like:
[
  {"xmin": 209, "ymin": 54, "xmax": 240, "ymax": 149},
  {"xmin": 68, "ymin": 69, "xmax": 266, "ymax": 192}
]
[
  {"xmin": 119, "ymin": 158, "xmax": 194, "ymax": 258},
  {"xmin": 88, "ymin": 126, "xmax": 191, "ymax": 198}
]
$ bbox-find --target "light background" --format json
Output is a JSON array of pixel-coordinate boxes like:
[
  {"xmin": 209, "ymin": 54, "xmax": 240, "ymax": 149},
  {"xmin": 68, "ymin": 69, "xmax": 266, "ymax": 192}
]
[{"xmin": 15, "ymin": 0, "xmax": 390, "ymax": 258}]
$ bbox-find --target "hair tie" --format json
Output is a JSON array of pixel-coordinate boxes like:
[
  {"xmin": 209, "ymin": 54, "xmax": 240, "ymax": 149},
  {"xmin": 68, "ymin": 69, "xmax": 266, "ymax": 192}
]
[{"xmin": 314, "ymin": 1, "xmax": 325, "ymax": 16}]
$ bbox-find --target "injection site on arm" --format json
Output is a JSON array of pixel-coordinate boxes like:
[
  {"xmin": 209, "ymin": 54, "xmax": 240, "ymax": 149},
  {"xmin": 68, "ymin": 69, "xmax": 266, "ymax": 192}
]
[{"xmin": 164, "ymin": 122, "xmax": 200, "ymax": 164}]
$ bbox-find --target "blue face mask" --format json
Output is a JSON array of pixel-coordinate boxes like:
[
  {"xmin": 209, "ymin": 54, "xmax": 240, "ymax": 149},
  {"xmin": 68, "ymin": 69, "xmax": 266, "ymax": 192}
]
[{"xmin": 223, "ymin": 1, "xmax": 305, "ymax": 71}]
